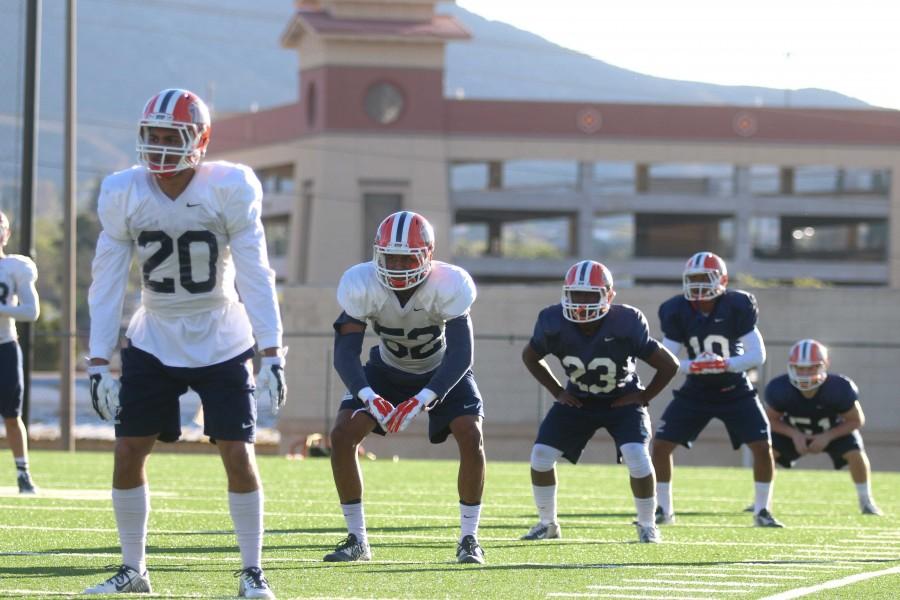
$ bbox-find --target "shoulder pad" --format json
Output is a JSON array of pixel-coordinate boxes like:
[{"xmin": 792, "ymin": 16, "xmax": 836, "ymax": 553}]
[
  {"xmin": 337, "ymin": 262, "xmax": 384, "ymax": 320},
  {"xmin": 427, "ymin": 262, "xmax": 477, "ymax": 319}
]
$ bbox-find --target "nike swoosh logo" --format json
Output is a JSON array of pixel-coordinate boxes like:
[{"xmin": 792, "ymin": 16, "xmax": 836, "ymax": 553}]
[
  {"xmin": 241, "ymin": 422, "xmax": 253, "ymax": 429},
  {"xmin": 186, "ymin": 202, "xmax": 201, "ymax": 207},
  {"xmin": 463, "ymin": 402, "xmax": 478, "ymax": 409},
  {"xmin": 714, "ymin": 318, "xmax": 725, "ymax": 322},
  {"xmin": 413, "ymin": 308, "xmax": 424, "ymax": 311},
  {"xmin": 604, "ymin": 337, "xmax": 615, "ymax": 342}
]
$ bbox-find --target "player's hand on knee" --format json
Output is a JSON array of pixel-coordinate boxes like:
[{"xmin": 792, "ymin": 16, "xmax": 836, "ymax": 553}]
[
  {"xmin": 358, "ymin": 387, "xmax": 395, "ymax": 429},
  {"xmin": 87, "ymin": 364, "xmax": 120, "ymax": 421},
  {"xmin": 555, "ymin": 390, "xmax": 583, "ymax": 408},
  {"xmin": 385, "ymin": 389, "xmax": 435, "ymax": 433},
  {"xmin": 256, "ymin": 348, "xmax": 288, "ymax": 415},
  {"xmin": 689, "ymin": 351, "xmax": 728, "ymax": 375},
  {"xmin": 807, "ymin": 432, "xmax": 831, "ymax": 454}
]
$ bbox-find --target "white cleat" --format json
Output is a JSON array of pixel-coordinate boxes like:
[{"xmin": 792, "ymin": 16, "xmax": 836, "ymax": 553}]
[
  {"xmin": 636, "ymin": 523, "xmax": 662, "ymax": 543},
  {"xmin": 237, "ymin": 566, "xmax": 276, "ymax": 599},
  {"xmin": 84, "ymin": 565, "xmax": 151, "ymax": 594},
  {"xmin": 520, "ymin": 521, "xmax": 562, "ymax": 540},
  {"xmin": 861, "ymin": 501, "xmax": 884, "ymax": 516}
]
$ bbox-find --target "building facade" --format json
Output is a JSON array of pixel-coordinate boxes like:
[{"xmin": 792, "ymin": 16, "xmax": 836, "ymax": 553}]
[{"xmin": 212, "ymin": 0, "xmax": 900, "ymax": 288}]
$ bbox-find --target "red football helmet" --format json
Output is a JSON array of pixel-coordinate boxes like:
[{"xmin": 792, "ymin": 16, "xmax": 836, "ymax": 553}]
[
  {"xmin": 788, "ymin": 339, "xmax": 829, "ymax": 391},
  {"xmin": 562, "ymin": 260, "xmax": 615, "ymax": 323},
  {"xmin": 137, "ymin": 88, "xmax": 211, "ymax": 176},
  {"xmin": 683, "ymin": 251, "xmax": 728, "ymax": 301},
  {"xmin": 373, "ymin": 211, "xmax": 435, "ymax": 290}
]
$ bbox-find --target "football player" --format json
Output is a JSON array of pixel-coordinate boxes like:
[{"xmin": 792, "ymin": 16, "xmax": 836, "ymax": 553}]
[
  {"xmin": 520, "ymin": 260, "xmax": 678, "ymax": 543},
  {"xmin": 327, "ymin": 211, "xmax": 486, "ymax": 564},
  {"xmin": 764, "ymin": 339, "xmax": 882, "ymax": 515},
  {"xmin": 85, "ymin": 89, "xmax": 284, "ymax": 598},
  {"xmin": 0, "ymin": 210, "xmax": 40, "ymax": 494},
  {"xmin": 651, "ymin": 252, "xmax": 783, "ymax": 527}
]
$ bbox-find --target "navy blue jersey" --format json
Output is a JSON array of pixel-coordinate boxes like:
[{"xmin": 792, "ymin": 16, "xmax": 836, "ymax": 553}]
[
  {"xmin": 659, "ymin": 289, "xmax": 758, "ymax": 393},
  {"xmin": 529, "ymin": 303, "xmax": 661, "ymax": 402},
  {"xmin": 765, "ymin": 373, "xmax": 858, "ymax": 435}
]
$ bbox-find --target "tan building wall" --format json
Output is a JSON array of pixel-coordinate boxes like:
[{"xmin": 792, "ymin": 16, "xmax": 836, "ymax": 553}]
[{"xmin": 277, "ymin": 283, "xmax": 900, "ymax": 470}]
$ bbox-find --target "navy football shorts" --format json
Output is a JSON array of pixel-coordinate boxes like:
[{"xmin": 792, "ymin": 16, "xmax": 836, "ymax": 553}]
[
  {"xmin": 339, "ymin": 363, "xmax": 484, "ymax": 444},
  {"xmin": 117, "ymin": 344, "xmax": 256, "ymax": 443},
  {"xmin": 535, "ymin": 400, "xmax": 651, "ymax": 464},
  {"xmin": 772, "ymin": 430, "xmax": 864, "ymax": 470},
  {"xmin": 0, "ymin": 340, "xmax": 23, "ymax": 419},
  {"xmin": 654, "ymin": 388, "xmax": 770, "ymax": 450}
]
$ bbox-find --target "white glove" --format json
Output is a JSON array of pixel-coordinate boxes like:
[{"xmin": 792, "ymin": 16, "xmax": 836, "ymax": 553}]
[
  {"xmin": 255, "ymin": 348, "xmax": 288, "ymax": 415},
  {"xmin": 87, "ymin": 364, "xmax": 120, "ymax": 422},
  {"xmin": 386, "ymin": 389, "xmax": 436, "ymax": 433},
  {"xmin": 358, "ymin": 386, "xmax": 395, "ymax": 430}
]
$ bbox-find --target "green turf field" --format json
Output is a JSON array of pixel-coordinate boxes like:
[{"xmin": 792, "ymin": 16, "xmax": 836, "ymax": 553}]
[{"xmin": 1, "ymin": 450, "xmax": 898, "ymax": 599}]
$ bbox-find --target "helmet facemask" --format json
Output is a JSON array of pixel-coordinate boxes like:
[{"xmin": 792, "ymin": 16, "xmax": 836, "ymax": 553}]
[
  {"xmin": 788, "ymin": 362, "xmax": 827, "ymax": 391},
  {"xmin": 374, "ymin": 245, "xmax": 432, "ymax": 290},
  {"xmin": 137, "ymin": 122, "xmax": 208, "ymax": 176},
  {"xmin": 562, "ymin": 287, "xmax": 612, "ymax": 323},
  {"xmin": 683, "ymin": 269, "xmax": 726, "ymax": 301}
]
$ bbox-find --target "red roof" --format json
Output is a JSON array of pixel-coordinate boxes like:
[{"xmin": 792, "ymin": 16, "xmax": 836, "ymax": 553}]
[{"xmin": 289, "ymin": 10, "xmax": 470, "ymax": 40}]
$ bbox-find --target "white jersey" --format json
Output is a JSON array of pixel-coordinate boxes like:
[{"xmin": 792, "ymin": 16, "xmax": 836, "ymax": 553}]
[
  {"xmin": 0, "ymin": 254, "xmax": 39, "ymax": 344},
  {"xmin": 337, "ymin": 260, "xmax": 476, "ymax": 374},
  {"xmin": 88, "ymin": 161, "xmax": 282, "ymax": 367}
]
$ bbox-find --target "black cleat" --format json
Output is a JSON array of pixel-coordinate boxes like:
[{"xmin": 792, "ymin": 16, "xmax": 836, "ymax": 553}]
[
  {"xmin": 456, "ymin": 535, "xmax": 485, "ymax": 564},
  {"xmin": 323, "ymin": 533, "xmax": 371, "ymax": 562},
  {"xmin": 17, "ymin": 472, "xmax": 37, "ymax": 494},
  {"xmin": 754, "ymin": 508, "xmax": 785, "ymax": 528}
]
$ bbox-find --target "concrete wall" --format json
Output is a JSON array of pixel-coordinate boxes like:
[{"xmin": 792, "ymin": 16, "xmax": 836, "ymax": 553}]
[{"xmin": 277, "ymin": 283, "xmax": 900, "ymax": 470}]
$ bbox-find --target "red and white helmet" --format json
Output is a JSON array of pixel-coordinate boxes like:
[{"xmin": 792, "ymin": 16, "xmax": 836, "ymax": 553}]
[
  {"xmin": 788, "ymin": 339, "xmax": 829, "ymax": 391},
  {"xmin": 373, "ymin": 211, "xmax": 435, "ymax": 290},
  {"xmin": 137, "ymin": 88, "xmax": 211, "ymax": 176},
  {"xmin": 683, "ymin": 251, "xmax": 728, "ymax": 301},
  {"xmin": 562, "ymin": 260, "xmax": 615, "ymax": 323}
]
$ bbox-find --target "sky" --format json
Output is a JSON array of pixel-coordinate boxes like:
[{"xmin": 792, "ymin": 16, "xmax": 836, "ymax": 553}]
[{"xmin": 456, "ymin": 0, "xmax": 900, "ymax": 110}]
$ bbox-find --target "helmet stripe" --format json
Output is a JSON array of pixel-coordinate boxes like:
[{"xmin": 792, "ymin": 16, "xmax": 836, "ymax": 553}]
[
  {"xmin": 161, "ymin": 89, "xmax": 180, "ymax": 114},
  {"xmin": 803, "ymin": 340, "xmax": 810, "ymax": 362},
  {"xmin": 578, "ymin": 260, "xmax": 589, "ymax": 285},
  {"xmin": 394, "ymin": 211, "xmax": 409, "ymax": 244}
]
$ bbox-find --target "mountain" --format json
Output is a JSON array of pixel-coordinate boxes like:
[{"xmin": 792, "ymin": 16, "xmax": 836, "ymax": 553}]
[{"xmin": 0, "ymin": 0, "xmax": 873, "ymax": 212}]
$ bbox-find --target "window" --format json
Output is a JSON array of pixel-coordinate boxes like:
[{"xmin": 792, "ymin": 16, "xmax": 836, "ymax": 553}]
[
  {"xmin": 593, "ymin": 162, "xmax": 635, "ymax": 194},
  {"xmin": 502, "ymin": 160, "xmax": 578, "ymax": 190},
  {"xmin": 450, "ymin": 162, "xmax": 489, "ymax": 191},
  {"xmin": 257, "ymin": 165, "xmax": 294, "ymax": 194},
  {"xmin": 451, "ymin": 215, "xmax": 572, "ymax": 259},
  {"xmin": 646, "ymin": 163, "xmax": 734, "ymax": 196},
  {"xmin": 635, "ymin": 214, "xmax": 734, "ymax": 258},
  {"xmin": 451, "ymin": 223, "xmax": 489, "ymax": 257},
  {"xmin": 262, "ymin": 216, "xmax": 289, "ymax": 258},
  {"xmin": 592, "ymin": 213, "xmax": 634, "ymax": 259},
  {"xmin": 753, "ymin": 216, "xmax": 886, "ymax": 261}
]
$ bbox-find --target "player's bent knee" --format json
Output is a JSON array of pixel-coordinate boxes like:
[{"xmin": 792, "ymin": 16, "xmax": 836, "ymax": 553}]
[
  {"xmin": 530, "ymin": 443, "xmax": 562, "ymax": 472},
  {"xmin": 620, "ymin": 443, "xmax": 653, "ymax": 479}
]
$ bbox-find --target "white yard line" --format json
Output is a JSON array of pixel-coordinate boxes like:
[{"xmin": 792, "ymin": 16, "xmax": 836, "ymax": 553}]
[
  {"xmin": 586, "ymin": 584, "xmax": 746, "ymax": 594},
  {"xmin": 548, "ymin": 594, "xmax": 711, "ymax": 600},
  {"xmin": 654, "ymin": 572, "xmax": 807, "ymax": 580},
  {"xmin": 758, "ymin": 564, "xmax": 900, "ymax": 599},
  {"xmin": 623, "ymin": 578, "xmax": 777, "ymax": 587}
]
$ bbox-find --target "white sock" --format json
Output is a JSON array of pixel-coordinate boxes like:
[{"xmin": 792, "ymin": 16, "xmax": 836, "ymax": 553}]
[
  {"xmin": 112, "ymin": 485, "xmax": 150, "ymax": 573},
  {"xmin": 855, "ymin": 482, "xmax": 872, "ymax": 504},
  {"xmin": 341, "ymin": 501, "xmax": 367, "ymax": 543},
  {"xmin": 635, "ymin": 496, "xmax": 657, "ymax": 528},
  {"xmin": 656, "ymin": 482, "xmax": 672, "ymax": 515},
  {"xmin": 754, "ymin": 481, "xmax": 773, "ymax": 514},
  {"xmin": 460, "ymin": 502, "xmax": 482, "ymax": 541},
  {"xmin": 532, "ymin": 484, "xmax": 558, "ymax": 525},
  {"xmin": 228, "ymin": 489, "xmax": 264, "ymax": 570}
]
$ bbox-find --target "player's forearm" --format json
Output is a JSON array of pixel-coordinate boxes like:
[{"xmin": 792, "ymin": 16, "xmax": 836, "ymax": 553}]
[
  {"xmin": 333, "ymin": 330, "xmax": 369, "ymax": 398},
  {"xmin": 824, "ymin": 420, "xmax": 861, "ymax": 440},
  {"xmin": 424, "ymin": 314, "xmax": 473, "ymax": 400},
  {"xmin": 0, "ymin": 302, "xmax": 38, "ymax": 322},
  {"xmin": 88, "ymin": 232, "xmax": 132, "ymax": 360},
  {"xmin": 726, "ymin": 328, "xmax": 766, "ymax": 372},
  {"xmin": 231, "ymin": 223, "xmax": 284, "ymax": 349},
  {"xmin": 522, "ymin": 350, "xmax": 564, "ymax": 398},
  {"xmin": 769, "ymin": 417, "xmax": 799, "ymax": 437}
]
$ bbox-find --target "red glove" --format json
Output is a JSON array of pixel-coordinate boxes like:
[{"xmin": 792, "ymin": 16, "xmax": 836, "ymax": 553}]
[
  {"xmin": 386, "ymin": 397, "xmax": 425, "ymax": 433},
  {"xmin": 689, "ymin": 352, "xmax": 728, "ymax": 375},
  {"xmin": 359, "ymin": 387, "xmax": 395, "ymax": 429}
]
